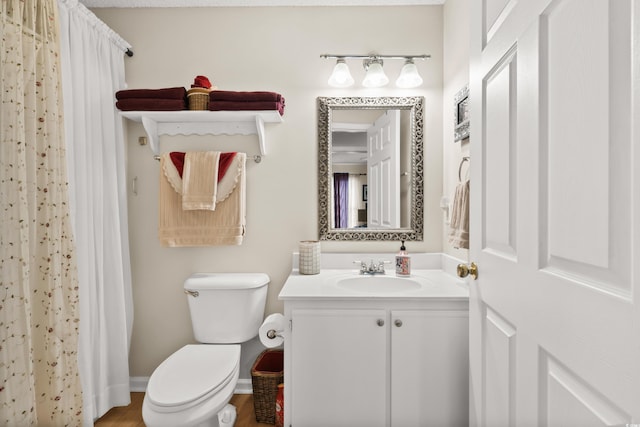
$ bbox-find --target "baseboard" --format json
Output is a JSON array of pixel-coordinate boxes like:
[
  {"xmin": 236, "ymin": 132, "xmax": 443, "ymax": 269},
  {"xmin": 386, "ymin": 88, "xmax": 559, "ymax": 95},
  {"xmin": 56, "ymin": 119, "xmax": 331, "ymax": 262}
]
[
  {"xmin": 234, "ymin": 379, "xmax": 253, "ymax": 394},
  {"xmin": 130, "ymin": 376, "xmax": 148, "ymax": 392},
  {"xmin": 129, "ymin": 376, "xmax": 253, "ymax": 394}
]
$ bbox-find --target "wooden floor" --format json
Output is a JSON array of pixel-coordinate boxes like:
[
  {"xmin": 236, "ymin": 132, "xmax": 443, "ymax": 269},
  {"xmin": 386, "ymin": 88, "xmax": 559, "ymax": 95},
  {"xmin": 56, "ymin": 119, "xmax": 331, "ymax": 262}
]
[{"xmin": 94, "ymin": 393, "xmax": 274, "ymax": 427}]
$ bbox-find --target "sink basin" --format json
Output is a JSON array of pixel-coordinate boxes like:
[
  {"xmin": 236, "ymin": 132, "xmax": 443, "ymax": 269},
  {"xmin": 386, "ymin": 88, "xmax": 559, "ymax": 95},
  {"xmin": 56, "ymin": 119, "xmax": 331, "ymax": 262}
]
[{"xmin": 337, "ymin": 276, "xmax": 422, "ymax": 293}]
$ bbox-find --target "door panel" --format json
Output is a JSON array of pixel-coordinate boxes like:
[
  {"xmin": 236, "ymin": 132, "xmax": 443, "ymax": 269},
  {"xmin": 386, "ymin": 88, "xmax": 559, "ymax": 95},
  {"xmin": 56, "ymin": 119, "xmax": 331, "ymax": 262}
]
[
  {"xmin": 367, "ymin": 110, "xmax": 400, "ymax": 228},
  {"xmin": 540, "ymin": 354, "xmax": 629, "ymax": 427},
  {"xmin": 484, "ymin": 0, "xmax": 518, "ymax": 45},
  {"xmin": 470, "ymin": 0, "xmax": 639, "ymax": 426},
  {"xmin": 540, "ymin": 0, "xmax": 632, "ymax": 295},
  {"xmin": 483, "ymin": 47, "xmax": 518, "ymax": 260},
  {"xmin": 483, "ymin": 306, "xmax": 516, "ymax": 427}
]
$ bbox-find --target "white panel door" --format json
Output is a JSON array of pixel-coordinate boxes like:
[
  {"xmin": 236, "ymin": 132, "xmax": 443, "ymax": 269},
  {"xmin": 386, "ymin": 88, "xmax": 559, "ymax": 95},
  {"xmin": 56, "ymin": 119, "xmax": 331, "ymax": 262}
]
[
  {"xmin": 469, "ymin": 1, "xmax": 640, "ymax": 426},
  {"xmin": 367, "ymin": 110, "xmax": 400, "ymax": 228}
]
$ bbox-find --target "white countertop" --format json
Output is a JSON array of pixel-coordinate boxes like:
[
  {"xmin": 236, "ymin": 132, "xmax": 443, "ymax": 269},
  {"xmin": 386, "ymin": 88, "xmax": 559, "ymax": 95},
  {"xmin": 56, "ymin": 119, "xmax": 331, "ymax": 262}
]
[
  {"xmin": 278, "ymin": 268, "xmax": 469, "ymax": 300},
  {"xmin": 279, "ymin": 252, "xmax": 469, "ymax": 300}
]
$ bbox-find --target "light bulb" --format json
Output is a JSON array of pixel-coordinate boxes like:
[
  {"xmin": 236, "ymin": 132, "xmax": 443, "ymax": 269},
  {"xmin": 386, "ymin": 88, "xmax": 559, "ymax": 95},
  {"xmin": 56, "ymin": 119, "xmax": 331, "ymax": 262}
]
[
  {"xmin": 396, "ymin": 59, "xmax": 423, "ymax": 88},
  {"xmin": 362, "ymin": 59, "xmax": 389, "ymax": 88},
  {"xmin": 328, "ymin": 59, "xmax": 354, "ymax": 88}
]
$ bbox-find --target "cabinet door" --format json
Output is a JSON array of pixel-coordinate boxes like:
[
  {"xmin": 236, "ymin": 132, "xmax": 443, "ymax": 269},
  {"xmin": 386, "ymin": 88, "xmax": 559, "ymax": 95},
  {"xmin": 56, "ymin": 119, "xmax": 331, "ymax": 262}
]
[
  {"xmin": 391, "ymin": 310, "xmax": 469, "ymax": 426},
  {"xmin": 291, "ymin": 308, "xmax": 388, "ymax": 427}
]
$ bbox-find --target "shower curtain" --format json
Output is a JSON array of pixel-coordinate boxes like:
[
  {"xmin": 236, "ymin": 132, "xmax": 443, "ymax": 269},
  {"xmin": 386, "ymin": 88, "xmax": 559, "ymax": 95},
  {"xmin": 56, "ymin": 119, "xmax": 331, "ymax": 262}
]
[
  {"xmin": 57, "ymin": 0, "xmax": 134, "ymax": 424},
  {"xmin": 333, "ymin": 172, "xmax": 349, "ymax": 228},
  {"xmin": 0, "ymin": 0, "xmax": 83, "ymax": 425}
]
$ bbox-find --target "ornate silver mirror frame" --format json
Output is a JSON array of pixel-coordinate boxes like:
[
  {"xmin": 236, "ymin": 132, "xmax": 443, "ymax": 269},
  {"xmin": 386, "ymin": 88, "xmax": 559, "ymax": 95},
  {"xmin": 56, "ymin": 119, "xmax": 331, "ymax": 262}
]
[{"xmin": 318, "ymin": 96, "xmax": 424, "ymax": 241}]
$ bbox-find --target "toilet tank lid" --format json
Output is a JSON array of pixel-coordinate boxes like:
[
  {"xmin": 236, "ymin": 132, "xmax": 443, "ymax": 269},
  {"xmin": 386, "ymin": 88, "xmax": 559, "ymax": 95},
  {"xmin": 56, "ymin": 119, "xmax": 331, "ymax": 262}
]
[{"xmin": 184, "ymin": 273, "xmax": 270, "ymax": 290}]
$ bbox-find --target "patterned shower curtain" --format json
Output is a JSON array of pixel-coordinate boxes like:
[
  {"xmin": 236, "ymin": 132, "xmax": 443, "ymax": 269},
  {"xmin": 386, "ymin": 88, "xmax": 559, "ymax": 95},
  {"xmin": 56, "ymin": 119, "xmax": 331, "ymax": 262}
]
[{"xmin": 0, "ymin": 0, "xmax": 83, "ymax": 425}]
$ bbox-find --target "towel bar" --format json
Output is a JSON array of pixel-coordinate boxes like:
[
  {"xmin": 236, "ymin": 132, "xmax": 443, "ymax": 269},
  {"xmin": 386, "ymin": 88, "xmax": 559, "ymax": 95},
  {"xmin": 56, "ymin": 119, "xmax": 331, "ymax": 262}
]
[{"xmin": 154, "ymin": 154, "xmax": 262, "ymax": 163}]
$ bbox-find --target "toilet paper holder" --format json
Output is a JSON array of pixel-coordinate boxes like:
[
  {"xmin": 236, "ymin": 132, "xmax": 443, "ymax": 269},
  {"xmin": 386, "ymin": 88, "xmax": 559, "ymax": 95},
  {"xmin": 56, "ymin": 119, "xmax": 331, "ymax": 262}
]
[
  {"xmin": 266, "ymin": 329, "xmax": 283, "ymax": 340},
  {"xmin": 259, "ymin": 313, "xmax": 286, "ymax": 348}
]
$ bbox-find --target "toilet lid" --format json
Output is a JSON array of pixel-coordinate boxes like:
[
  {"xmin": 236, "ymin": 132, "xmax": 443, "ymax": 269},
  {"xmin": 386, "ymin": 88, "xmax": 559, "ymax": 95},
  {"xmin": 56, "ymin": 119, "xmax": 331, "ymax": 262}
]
[{"xmin": 147, "ymin": 344, "xmax": 240, "ymax": 408}]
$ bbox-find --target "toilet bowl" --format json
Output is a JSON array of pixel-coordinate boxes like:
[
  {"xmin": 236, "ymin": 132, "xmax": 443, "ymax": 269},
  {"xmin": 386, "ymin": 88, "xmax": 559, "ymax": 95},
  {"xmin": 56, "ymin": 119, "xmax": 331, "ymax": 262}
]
[
  {"xmin": 143, "ymin": 345, "xmax": 240, "ymax": 427},
  {"xmin": 142, "ymin": 273, "xmax": 270, "ymax": 427}
]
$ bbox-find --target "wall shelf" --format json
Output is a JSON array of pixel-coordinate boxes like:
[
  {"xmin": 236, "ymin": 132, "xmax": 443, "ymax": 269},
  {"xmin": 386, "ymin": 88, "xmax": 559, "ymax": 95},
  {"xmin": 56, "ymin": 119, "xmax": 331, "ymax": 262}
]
[{"xmin": 120, "ymin": 110, "xmax": 283, "ymax": 157}]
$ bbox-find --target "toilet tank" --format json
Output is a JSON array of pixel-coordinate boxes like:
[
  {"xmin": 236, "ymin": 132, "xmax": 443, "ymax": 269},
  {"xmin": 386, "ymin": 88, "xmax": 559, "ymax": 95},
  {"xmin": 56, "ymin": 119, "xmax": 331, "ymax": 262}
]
[{"xmin": 184, "ymin": 273, "xmax": 269, "ymax": 344}]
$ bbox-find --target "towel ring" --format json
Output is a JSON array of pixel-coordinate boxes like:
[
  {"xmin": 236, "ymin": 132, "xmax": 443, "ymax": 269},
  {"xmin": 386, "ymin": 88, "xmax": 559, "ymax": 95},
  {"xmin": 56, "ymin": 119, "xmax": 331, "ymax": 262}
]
[{"xmin": 458, "ymin": 156, "xmax": 470, "ymax": 182}]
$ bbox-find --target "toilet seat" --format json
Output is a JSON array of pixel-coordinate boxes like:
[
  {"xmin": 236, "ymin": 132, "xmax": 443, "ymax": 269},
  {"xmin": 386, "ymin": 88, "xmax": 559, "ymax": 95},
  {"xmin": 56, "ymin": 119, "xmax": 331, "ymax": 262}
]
[{"xmin": 146, "ymin": 344, "xmax": 240, "ymax": 413}]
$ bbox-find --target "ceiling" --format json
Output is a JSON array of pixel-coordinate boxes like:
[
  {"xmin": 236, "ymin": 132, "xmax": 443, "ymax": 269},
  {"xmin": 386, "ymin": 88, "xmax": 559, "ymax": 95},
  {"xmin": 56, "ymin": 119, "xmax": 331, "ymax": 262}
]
[{"xmin": 79, "ymin": 0, "xmax": 444, "ymax": 7}]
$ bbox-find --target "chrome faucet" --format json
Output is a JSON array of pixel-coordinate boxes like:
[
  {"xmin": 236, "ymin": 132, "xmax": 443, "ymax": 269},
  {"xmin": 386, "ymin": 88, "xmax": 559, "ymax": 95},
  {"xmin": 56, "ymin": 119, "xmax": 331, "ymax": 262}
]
[{"xmin": 354, "ymin": 259, "xmax": 389, "ymax": 275}]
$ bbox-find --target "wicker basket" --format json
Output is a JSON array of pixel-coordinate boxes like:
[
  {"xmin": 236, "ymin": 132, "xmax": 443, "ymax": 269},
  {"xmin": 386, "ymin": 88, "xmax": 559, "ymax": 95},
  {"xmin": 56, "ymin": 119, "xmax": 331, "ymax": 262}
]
[
  {"xmin": 187, "ymin": 88, "xmax": 211, "ymax": 110},
  {"xmin": 251, "ymin": 349, "xmax": 284, "ymax": 424}
]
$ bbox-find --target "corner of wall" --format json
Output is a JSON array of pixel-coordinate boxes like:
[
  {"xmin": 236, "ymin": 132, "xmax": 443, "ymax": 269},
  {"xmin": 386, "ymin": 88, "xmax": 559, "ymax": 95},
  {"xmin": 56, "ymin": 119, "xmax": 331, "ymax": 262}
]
[{"xmin": 442, "ymin": 0, "xmax": 471, "ymax": 259}]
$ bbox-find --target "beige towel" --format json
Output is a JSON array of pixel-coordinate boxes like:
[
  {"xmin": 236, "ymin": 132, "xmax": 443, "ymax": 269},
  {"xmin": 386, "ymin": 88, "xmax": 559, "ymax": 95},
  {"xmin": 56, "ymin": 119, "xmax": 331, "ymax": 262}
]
[
  {"xmin": 449, "ymin": 180, "xmax": 470, "ymax": 249},
  {"xmin": 159, "ymin": 153, "xmax": 246, "ymax": 246},
  {"xmin": 182, "ymin": 151, "xmax": 220, "ymax": 211}
]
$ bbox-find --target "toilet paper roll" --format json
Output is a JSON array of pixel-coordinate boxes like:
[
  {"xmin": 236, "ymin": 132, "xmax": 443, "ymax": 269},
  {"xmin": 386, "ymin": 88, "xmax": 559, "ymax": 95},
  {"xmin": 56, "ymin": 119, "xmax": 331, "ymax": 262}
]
[{"xmin": 259, "ymin": 313, "xmax": 285, "ymax": 348}]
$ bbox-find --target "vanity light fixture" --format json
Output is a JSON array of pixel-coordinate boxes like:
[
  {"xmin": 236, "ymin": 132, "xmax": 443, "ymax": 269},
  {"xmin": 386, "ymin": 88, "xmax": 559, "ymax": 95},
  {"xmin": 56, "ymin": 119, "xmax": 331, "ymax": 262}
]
[{"xmin": 321, "ymin": 53, "xmax": 430, "ymax": 88}]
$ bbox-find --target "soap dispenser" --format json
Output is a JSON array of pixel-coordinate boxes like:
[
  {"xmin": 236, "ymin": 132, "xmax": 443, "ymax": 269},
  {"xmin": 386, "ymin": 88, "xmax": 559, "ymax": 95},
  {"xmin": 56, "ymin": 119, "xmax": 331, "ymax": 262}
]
[{"xmin": 395, "ymin": 240, "xmax": 411, "ymax": 276}]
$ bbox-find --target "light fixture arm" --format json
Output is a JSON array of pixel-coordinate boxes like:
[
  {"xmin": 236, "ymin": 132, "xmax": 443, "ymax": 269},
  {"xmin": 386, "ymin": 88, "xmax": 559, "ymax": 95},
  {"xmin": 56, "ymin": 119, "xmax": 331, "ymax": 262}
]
[{"xmin": 320, "ymin": 53, "xmax": 430, "ymax": 61}]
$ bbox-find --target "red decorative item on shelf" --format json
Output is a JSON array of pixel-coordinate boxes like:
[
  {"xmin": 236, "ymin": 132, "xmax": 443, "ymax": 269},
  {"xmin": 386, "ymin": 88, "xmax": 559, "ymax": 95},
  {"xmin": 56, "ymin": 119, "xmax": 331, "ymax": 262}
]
[
  {"xmin": 191, "ymin": 75, "xmax": 212, "ymax": 89},
  {"xmin": 275, "ymin": 383, "xmax": 284, "ymax": 427}
]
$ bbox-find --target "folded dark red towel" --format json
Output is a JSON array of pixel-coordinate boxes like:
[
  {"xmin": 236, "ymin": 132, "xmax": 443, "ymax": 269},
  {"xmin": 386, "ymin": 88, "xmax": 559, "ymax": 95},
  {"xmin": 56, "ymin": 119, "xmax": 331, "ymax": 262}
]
[
  {"xmin": 208, "ymin": 100, "xmax": 284, "ymax": 116},
  {"xmin": 116, "ymin": 98, "xmax": 186, "ymax": 111},
  {"xmin": 209, "ymin": 90, "xmax": 283, "ymax": 103},
  {"xmin": 115, "ymin": 87, "xmax": 187, "ymax": 101}
]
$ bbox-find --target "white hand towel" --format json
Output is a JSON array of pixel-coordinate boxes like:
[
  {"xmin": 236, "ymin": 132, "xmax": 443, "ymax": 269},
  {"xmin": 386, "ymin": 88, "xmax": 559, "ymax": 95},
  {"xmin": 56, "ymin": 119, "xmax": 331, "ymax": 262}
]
[
  {"xmin": 182, "ymin": 151, "xmax": 220, "ymax": 211},
  {"xmin": 449, "ymin": 180, "xmax": 470, "ymax": 249}
]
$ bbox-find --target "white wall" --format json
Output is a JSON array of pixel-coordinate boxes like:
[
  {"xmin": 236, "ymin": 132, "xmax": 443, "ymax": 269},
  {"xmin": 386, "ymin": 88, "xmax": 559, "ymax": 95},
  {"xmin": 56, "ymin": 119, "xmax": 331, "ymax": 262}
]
[
  {"xmin": 442, "ymin": 0, "xmax": 470, "ymax": 258},
  {"xmin": 94, "ymin": 5, "xmax": 444, "ymax": 380}
]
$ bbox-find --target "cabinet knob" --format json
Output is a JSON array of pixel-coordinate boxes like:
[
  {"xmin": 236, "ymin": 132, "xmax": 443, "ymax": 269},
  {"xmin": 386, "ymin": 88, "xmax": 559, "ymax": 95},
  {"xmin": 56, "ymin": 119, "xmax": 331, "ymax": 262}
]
[
  {"xmin": 377, "ymin": 319, "xmax": 385, "ymax": 327},
  {"xmin": 394, "ymin": 319, "xmax": 403, "ymax": 327}
]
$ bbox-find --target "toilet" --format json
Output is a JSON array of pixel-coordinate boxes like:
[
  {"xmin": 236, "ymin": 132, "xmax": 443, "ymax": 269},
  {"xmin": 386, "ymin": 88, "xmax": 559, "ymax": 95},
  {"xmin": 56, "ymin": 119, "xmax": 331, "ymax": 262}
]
[{"xmin": 142, "ymin": 273, "xmax": 270, "ymax": 427}]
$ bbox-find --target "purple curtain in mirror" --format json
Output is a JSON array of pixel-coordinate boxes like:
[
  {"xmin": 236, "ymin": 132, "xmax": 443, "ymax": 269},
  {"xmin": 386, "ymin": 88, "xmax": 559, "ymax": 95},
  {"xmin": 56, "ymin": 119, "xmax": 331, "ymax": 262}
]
[{"xmin": 333, "ymin": 173, "xmax": 349, "ymax": 228}]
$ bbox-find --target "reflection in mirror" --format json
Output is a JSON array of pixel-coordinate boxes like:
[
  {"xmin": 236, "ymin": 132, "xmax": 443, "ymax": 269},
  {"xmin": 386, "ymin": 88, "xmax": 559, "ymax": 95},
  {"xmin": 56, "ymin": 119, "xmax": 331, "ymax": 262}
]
[{"xmin": 318, "ymin": 97, "xmax": 424, "ymax": 241}]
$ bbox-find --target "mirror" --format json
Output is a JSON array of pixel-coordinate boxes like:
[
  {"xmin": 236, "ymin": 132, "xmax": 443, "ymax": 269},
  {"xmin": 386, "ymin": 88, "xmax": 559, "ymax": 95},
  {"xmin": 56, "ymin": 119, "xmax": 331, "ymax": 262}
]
[{"xmin": 318, "ymin": 96, "xmax": 424, "ymax": 241}]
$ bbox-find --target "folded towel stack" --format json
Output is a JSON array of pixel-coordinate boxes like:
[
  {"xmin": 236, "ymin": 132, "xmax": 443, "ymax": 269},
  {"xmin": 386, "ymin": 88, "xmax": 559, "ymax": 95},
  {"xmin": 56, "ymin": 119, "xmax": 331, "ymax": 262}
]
[
  {"xmin": 115, "ymin": 87, "xmax": 187, "ymax": 111},
  {"xmin": 208, "ymin": 91, "xmax": 285, "ymax": 116}
]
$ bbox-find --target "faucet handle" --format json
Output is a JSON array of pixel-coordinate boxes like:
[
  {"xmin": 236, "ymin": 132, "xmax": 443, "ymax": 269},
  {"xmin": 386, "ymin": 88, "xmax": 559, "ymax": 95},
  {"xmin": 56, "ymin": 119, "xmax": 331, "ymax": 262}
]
[{"xmin": 353, "ymin": 260, "xmax": 367, "ymax": 270}]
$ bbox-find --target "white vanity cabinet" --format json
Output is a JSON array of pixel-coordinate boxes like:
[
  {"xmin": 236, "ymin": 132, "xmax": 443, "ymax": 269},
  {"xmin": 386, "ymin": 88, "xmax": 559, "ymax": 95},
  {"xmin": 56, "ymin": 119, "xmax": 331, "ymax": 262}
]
[{"xmin": 283, "ymin": 300, "xmax": 469, "ymax": 427}]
